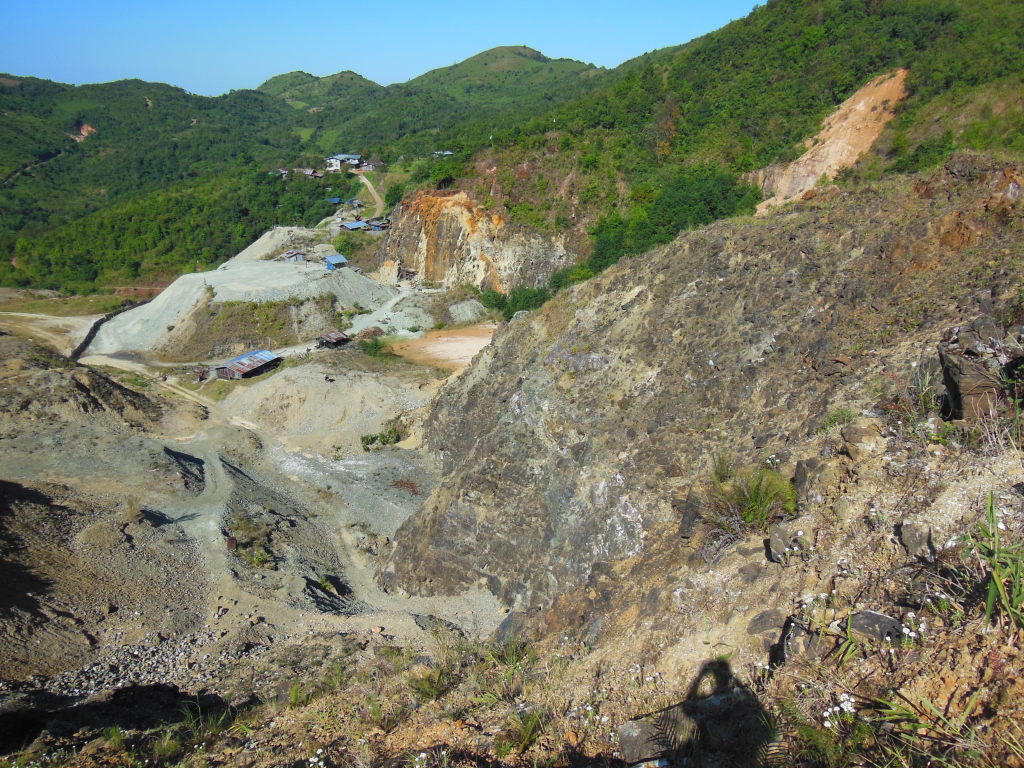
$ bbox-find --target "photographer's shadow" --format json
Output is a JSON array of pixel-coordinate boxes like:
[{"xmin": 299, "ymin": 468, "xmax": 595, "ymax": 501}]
[{"xmin": 619, "ymin": 659, "xmax": 776, "ymax": 767}]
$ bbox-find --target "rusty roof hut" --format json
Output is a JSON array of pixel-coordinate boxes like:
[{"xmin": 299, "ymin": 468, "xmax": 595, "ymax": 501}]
[
  {"xmin": 214, "ymin": 349, "xmax": 282, "ymax": 380},
  {"xmin": 316, "ymin": 330, "xmax": 350, "ymax": 348}
]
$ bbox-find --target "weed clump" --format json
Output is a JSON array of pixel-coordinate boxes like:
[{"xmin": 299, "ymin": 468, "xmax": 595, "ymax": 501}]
[
  {"xmin": 358, "ymin": 336, "xmax": 394, "ymax": 357},
  {"xmin": 361, "ymin": 426, "xmax": 400, "ymax": 451},
  {"xmin": 701, "ymin": 453, "xmax": 796, "ymax": 534}
]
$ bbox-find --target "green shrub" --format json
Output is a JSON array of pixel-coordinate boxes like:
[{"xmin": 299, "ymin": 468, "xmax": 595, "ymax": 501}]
[
  {"xmin": 358, "ymin": 336, "xmax": 393, "ymax": 357},
  {"xmin": 496, "ymin": 708, "xmax": 548, "ymax": 755},
  {"xmin": 817, "ymin": 407, "xmax": 856, "ymax": 434},
  {"xmin": 407, "ymin": 667, "xmax": 456, "ymax": 702},
  {"xmin": 501, "ymin": 287, "xmax": 550, "ymax": 320},
  {"xmin": 361, "ymin": 426, "xmax": 401, "ymax": 451},
  {"xmin": 967, "ymin": 492, "xmax": 1024, "ymax": 629},
  {"xmin": 479, "ymin": 289, "xmax": 507, "ymax": 311},
  {"xmin": 151, "ymin": 731, "xmax": 183, "ymax": 763},
  {"xmin": 706, "ymin": 465, "xmax": 796, "ymax": 532}
]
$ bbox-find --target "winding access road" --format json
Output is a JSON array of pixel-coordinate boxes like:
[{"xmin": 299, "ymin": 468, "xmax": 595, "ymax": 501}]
[{"xmin": 354, "ymin": 172, "xmax": 384, "ymax": 219}]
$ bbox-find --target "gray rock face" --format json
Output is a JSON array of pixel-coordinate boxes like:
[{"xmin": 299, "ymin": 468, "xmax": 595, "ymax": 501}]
[
  {"xmin": 849, "ymin": 610, "xmax": 904, "ymax": 643},
  {"xmin": 900, "ymin": 521, "xmax": 936, "ymax": 562},
  {"xmin": 385, "ymin": 155, "xmax": 1024, "ymax": 611}
]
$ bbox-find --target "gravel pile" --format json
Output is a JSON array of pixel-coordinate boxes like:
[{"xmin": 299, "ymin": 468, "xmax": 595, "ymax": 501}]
[{"xmin": 87, "ymin": 263, "xmax": 397, "ymax": 355}]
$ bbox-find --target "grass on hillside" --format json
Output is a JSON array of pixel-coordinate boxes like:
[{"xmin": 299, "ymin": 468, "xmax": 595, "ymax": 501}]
[{"xmin": 0, "ymin": 292, "xmax": 132, "ymax": 316}]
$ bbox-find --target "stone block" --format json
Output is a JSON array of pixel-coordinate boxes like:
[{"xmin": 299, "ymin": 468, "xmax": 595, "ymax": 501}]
[
  {"xmin": 849, "ymin": 610, "xmax": 903, "ymax": 643},
  {"xmin": 899, "ymin": 521, "xmax": 936, "ymax": 562}
]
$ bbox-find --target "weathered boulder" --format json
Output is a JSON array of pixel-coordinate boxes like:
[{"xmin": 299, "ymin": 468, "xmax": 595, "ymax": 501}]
[
  {"xmin": 767, "ymin": 521, "xmax": 813, "ymax": 564},
  {"xmin": 938, "ymin": 316, "xmax": 1023, "ymax": 420},
  {"xmin": 446, "ymin": 299, "xmax": 488, "ymax": 325},
  {"xmin": 899, "ymin": 520, "xmax": 936, "ymax": 562},
  {"xmin": 848, "ymin": 610, "xmax": 904, "ymax": 643},
  {"xmin": 794, "ymin": 457, "xmax": 843, "ymax": 506},
  {"xmin": 840, "ymin": 419, "xmax": 886, "ymax": 462}
]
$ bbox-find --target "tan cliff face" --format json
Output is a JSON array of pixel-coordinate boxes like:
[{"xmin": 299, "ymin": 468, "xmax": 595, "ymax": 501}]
[{"xmin": 377, "ymin": 189, "xmax": 574, "ymax": 290}]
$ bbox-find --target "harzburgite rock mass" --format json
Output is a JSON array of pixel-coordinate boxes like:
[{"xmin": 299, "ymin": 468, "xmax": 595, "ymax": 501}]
[{"xmin": 388, "ymin": 154, "xmax": 1023, "ymax": 616}]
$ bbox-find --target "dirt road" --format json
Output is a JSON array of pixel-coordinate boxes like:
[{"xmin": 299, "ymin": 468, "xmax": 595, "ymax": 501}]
[
  {"xmin": 355, "ymin": 172, "xmax": 384, "ymax": 218},
  {"xmin": 78, "ymin": 353, "xmax": 216, "ymax": 409},
  {"xmin": 0, "ymin": 311, "xmax": 100, "ymax": 355}
]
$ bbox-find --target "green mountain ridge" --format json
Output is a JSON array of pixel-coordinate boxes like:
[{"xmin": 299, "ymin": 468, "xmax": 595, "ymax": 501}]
[{"xmin": 2, "ymin": 0, "xmax": 1023, "ymax": 293}]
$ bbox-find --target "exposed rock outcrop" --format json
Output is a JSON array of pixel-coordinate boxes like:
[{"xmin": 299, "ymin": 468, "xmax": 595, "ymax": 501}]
[
  {"xmin": 385, "ymin": 155, "xmax": 1023, "ymax": 615},
  {"xmin": 377, "ymin": 190, "xmax": 574, "ymax": 290}
]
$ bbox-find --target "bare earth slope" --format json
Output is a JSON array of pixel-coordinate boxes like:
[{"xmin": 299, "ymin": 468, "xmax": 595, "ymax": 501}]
[{"xmin": 749, "ymin": 68, "xmax": 909, "ymax": 211}]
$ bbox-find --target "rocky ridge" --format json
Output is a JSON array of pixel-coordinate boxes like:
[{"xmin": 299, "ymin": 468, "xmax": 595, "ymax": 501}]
[{"xmin": 387, "ymin": 153, "xmax": 1024, "ymax": 619}]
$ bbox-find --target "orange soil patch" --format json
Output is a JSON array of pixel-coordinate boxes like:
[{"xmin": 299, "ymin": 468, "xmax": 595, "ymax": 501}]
[
  {"xmin": 752, "ymin": 68, "xmax": 908, "ymax": 212},
  {"xmin": 70, "ymin": 123, "xmax": 97, "ymax": 143},
  {"xmin": 390, "ymin": 323, "xmax": 496, "ymax": 372},
  {"xmin": 0, "ymin": 77, "xmax": 21, "ymax": 87}
]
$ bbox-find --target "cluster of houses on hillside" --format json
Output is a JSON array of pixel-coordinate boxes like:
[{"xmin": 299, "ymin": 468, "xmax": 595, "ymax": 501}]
[
  {"xmin": 278, "ymin": 149, "xmax": 454, "ymax": 179},
  {"xmin": 325, "ymin": 154, "xmax": 384, "ymax": 172},
  {"xmin": 273, "ymin": 153, "xmax": 383, "ymax": 178}
]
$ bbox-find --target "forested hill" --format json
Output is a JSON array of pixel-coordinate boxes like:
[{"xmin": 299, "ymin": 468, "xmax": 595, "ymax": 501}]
[
  {"xmin": 0, "ymin": 75, "xmax": 304, "ymax": 285},
  {"xmin": 2, "ymin": 0, "xmax": 1023, "ymax": 294},
  {"xmin": 0, "ymin": 47, "xmax": 608, "ymax": 292},
  {"xmin": 429, "ymin": 0, "xmax": 1024, "ymax": 294},
  {"xmin": 262, "ymin": 46, "xmax": 608, "ymax": 157}
]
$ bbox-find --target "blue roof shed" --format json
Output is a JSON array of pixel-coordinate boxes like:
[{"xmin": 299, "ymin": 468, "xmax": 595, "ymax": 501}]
[
  {"xmin": 326, "ymin": 197, "xmax": 342, "ymax": 204},
  {"xmin": 325, "ymin": 254, "xmax": 348, "ymax": 270},
  {"xmin": 343, "ymin": 220, "xmax": 368, "ymax": 231}
]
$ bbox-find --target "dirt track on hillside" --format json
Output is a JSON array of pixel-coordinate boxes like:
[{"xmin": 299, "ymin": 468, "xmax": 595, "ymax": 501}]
[{"xmin": 0, "ymin": 312, "xmax": 100, "ymax": 355}]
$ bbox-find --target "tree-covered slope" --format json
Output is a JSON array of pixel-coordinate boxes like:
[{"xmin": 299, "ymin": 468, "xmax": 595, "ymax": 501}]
[
  {"xmin": 0, "ymin": 76, "xmax": 306, "ymax": 263},
  {"xmin": 431, "ymin": 0, "xmax": 1024, "ymax": 292},
  {"xmin": 257, "ymin": 70, "xmax": 384, "ymax": 110},
  {"xmin": 265, "ymin": 47, "xmax": 609, "ymax": 157},
  {"xmin": 4, "ymin": 0, "xmax": 1023, "ymax": 295},
  {"xmin": 1, "ymin": 167, "xmax": 360, "ymax": 291}
]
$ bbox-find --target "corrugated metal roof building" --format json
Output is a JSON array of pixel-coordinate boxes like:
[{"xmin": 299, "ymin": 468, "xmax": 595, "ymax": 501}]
[
  {"xmin": 316, "ymin": 330, "xmax": 350, "ymax": 348},
  {"xmin": 325, "ymin": 254, "xmax": 348, "ymax": 270},
  {"xmin": 342, "ymin": 221, "xmax": 368, "ymax": 231},
  {"xmin": 214, "ymin": 349, "xmax": 281, "ymax": 380}
]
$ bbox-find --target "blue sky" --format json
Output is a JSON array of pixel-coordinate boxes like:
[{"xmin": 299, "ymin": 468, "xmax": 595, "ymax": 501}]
[{"xmin": 1, "ymin": 0, "xmax": 760, "ymax": 96}]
